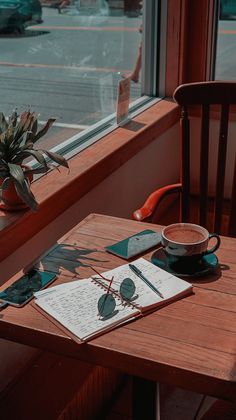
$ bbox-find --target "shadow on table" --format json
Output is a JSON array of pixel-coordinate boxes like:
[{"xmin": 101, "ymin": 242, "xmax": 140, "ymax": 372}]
[
  {"xmin": 191, "ymin": 263, "xmax": 229, "ymax": 285},
  {"xmin": 37, "ymin": 243, "xmax": 109, "ymax": 276}
]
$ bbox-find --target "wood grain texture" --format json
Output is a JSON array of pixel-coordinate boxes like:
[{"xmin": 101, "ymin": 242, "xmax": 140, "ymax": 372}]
[
  {"xmin": 0, "ymin": 351, "xmax": 123, "ymax": 420},
  {"xmin": 0, "ymin": 214, "xmax": 236, "ymax": 402},
  {"xmin": 182, "ymin": 0, "xmax": 214, "ymax": 82},
  {"xmin": 165, "ymin": 0, "xmax": 182, "ymax": 96}
]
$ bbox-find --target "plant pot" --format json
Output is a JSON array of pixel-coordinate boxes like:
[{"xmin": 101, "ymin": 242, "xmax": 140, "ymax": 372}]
[{"xmin": 0, "ymin": 167, "xmax": 33, "ymax": 211}]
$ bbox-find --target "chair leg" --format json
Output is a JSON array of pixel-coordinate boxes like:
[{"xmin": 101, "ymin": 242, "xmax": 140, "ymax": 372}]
[
  {"xmin": 198, "ymin": 399, "xmax": 236, "ymax": 419},
  {"xmin": 193, "ymin": 395, "xmax": 206, "ymax": 420},
  {"xmin": 133, "ymin": 377, "xmax": 160, "ymax": 420}
]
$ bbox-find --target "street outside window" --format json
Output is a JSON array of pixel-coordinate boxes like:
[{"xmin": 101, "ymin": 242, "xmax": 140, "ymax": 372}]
[
  {"xmin": 0, "ymin": 0, "xmax": 144, "ymax": 153},
  {"xmin": 215, "ymin": 0, "xmax": 236, "ymax": 80}
]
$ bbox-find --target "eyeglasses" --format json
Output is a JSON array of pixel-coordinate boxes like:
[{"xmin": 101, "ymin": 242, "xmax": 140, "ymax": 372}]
[{"xmin": 91, "ymin": 267, "xmax": 136, "ymax": 318}]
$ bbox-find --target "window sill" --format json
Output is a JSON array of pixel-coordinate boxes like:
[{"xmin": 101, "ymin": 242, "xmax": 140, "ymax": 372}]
[{"xmin": 0, "ymin": 99, "xmax": 179, "ymax": 262}]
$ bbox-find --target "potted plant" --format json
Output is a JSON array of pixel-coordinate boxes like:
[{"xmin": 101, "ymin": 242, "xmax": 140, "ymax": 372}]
[{"xmin": 0, "ymin": 110, "xmax": 69, "ymax": 212}]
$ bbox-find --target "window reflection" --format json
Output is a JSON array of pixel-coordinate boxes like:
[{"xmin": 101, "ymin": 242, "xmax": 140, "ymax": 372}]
[
  {"xmin": 215, "ymin": 1, "xmax": 236, "ymax": 80},
  {"xmin": 0, "ymin": 0, "xmax": 143, "ymax": 150}
]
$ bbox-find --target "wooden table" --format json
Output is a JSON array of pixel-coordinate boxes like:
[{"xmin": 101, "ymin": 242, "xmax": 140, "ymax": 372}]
[{"xmin": 1, "ymin": 213, "xmax": 236, "ymax": 418}]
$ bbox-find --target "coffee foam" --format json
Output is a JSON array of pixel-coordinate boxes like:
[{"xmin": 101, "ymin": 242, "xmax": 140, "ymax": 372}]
[{"xmin": 164, "ymin": 227, "xmax": 206, "ymax": 244}]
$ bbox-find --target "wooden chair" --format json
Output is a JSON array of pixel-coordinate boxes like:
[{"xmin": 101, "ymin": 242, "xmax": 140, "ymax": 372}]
[{"xmin": 133, "ymin": 81, "xmax": 236, "ymax": 236}]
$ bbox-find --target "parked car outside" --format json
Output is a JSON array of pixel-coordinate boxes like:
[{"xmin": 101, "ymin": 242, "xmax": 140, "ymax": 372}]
[
  {"xmin": 0, "ymin": 0, "xmax": 43, "ymax": 33},
  {"xmin": 106, "ymin": 0, "xmax": 142, "ymax": 17},
  {"xmin": 220, "ymin": 0, "xmax": 236, "ymax": 19}
]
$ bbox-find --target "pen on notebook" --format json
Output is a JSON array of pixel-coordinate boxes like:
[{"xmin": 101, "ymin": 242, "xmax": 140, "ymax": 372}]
[{"xmin": 129, "ymin": 263, "xmax": 164, "ymax": 299}]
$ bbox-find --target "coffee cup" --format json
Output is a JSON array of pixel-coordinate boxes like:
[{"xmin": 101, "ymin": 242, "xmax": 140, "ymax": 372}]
[{"xmin": 161, "ymin": 222, "xmax": 220, "ymax": 263}]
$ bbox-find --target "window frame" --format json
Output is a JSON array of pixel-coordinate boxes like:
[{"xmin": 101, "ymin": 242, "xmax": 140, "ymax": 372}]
[{"xmin": 142, "ymin": 0, "xmax": 160, "ymax": 96}]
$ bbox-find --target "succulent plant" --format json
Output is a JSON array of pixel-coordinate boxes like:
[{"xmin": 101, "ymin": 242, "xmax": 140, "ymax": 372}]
[{"xmin": 0, "ymin": 110, "xmax": 69, "ymax": 211}]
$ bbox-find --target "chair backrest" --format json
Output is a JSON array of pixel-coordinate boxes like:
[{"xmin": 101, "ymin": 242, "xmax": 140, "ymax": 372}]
[{"xmin": 173, "ymin": 81, "xmax": 236, "ymax": 236}]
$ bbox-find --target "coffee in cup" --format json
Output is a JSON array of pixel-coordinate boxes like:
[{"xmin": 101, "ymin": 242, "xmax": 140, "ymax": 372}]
[{"xmin": 161, "ymin": 223, "xmax": 220, "ymax": 262}]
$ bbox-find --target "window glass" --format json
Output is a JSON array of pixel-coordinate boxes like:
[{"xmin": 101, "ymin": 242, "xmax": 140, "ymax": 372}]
[
  {"xmin": 215, "ymin": 0, "xmax": 236, "ymax": 80},
  {"xmin": 0, "ymin": 0, "xmax": 145, "ymax": 152}
]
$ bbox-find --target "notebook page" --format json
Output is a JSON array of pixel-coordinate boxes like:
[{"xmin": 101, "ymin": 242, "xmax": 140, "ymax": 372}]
[
  {"xmin": 34, "ymin": 279, "xmax": 78, "ymax": 298},
  {"xmin": 35, "ymin": 279, "xmax": 139, "ymax": 341},
  {"xmin": 99, "ymin": 258, "xmax": 192, "ymax": 310}
]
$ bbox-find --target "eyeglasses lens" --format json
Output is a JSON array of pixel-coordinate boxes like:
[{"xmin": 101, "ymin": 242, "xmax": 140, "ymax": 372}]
[
  {"xmin": 98, "ymin": 293, "xmax": 116, "ymax": 318},
  {"xmin": 120, "ymin": 277, "xmax": 135, "ymax": 300},
  {"xmin": 97, "ymin": 278, "xmax": 135, "ymax": 318}
]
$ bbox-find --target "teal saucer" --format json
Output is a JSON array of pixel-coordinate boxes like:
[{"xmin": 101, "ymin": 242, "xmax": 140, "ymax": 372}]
[{"xmin": 151, "ymin": 247, "xmax": 219, "ymax": 278}]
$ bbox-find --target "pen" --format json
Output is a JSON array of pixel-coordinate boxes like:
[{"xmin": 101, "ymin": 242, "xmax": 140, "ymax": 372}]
[{"xmin": 129, "ymin": 263, "xmax": 164, "ymax": 299}]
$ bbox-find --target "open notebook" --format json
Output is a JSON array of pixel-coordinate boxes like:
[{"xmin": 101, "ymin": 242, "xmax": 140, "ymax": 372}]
[{"xmin": 34, "ymin": 258, "xmax": 193, "ymax": 343}]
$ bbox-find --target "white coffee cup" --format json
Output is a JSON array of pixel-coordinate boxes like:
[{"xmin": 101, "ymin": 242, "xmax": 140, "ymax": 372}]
[{"xmin": 161, "ymin": 223, "xmax": 221, "ymax": 260}]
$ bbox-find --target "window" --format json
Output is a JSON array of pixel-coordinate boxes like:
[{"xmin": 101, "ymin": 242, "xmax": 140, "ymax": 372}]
[
  {"xmin": 214, "ymin": 0, "xmax": 236, "ymax": 80},
  {"xmin": 0, "ymin": 0, "xmax": 161, "ymax": 160}
]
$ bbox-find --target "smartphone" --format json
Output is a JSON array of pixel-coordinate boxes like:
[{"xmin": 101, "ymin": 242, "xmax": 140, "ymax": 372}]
[
  {"xmin": 105, "ymin": 229, "xmax": 161, "ymax": 259},
  {"xmin": 0, "ymin": 269, "xmax": 57, "ymax": 307}
]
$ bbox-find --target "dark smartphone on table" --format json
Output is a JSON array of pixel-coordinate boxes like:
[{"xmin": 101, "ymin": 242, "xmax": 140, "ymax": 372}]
[
  {"xmin": 0, "ymin": 269, "xmax": 57, "ymax": 307},
  {"xmin": 105, "ymin": 229, "xmax": 161, "ymax": 259}
]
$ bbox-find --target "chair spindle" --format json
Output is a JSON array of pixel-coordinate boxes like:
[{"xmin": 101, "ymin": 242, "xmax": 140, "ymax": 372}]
[
  {"xmin": 180, "ymin": 106, "xmax": 190, "ymax": 222},
  {"xmin": 199, "ymin": 104, "xmax": 210, "ymax": 227},
  {"xmin": 214, "ymin": 104, "xmax": 229, "ymax": 234}
]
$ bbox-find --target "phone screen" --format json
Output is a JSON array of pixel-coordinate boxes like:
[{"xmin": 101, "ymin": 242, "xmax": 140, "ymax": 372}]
[
  {"xmin": 105, "ymin": 229, "xmax": 161, "ymax": 259},
  {"xmin": 0, "ymin": 270, "xmax": 57, "ymax": 307}
]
